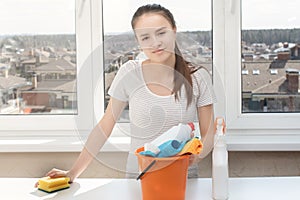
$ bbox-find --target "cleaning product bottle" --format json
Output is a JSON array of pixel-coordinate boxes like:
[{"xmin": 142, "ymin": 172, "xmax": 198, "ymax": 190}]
[
  {"xmin": 144, "ymin": 123, "xmax": 195, "ymax": 155},
  {"xmin": 212, "ymin": 117, "xmax": 228, "ymax": 200}
]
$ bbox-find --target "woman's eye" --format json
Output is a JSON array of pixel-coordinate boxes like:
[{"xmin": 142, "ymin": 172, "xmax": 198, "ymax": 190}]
[
  {"xmin": 141, "ymin": 36, "xmax": 149, "ymax": 41},
  {"xmin": 158, "ymin": 31, "xmax": 166, "ymax": 36}
]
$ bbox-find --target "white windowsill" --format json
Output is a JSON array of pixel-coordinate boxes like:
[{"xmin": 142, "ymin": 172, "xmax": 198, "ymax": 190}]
[
  {"xmin": 0, "ymin": 135, "xmax": 130, "ymax": 152},
  {"xmin": 1, "ymin": 133, "xmax": 300, "ymax": 152},
  {"xmin": 225, "ymin": 134, "xmax": 300, "ymax": 151}
]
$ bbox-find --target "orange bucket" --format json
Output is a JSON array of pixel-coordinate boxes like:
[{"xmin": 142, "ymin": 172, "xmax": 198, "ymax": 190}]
[{"xmin": 135, "ymin": 147, "xmax": 189, "ymax": 200}]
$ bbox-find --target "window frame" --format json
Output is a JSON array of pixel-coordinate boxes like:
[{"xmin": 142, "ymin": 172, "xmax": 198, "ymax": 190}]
[
  {"xmin": 0, "ymin": 0, "xmax": 95, "ymax": 136},
  {"xmin": 1, "ymin": 0, "xmax": 300, "ymax": 152},
  {"xmin": 219, "ymin": 0, "xmax": 300, "ymax": 138}
]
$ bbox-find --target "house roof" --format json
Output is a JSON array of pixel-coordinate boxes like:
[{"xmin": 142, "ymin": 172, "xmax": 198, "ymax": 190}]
[
  {"xmin": 33, "ymin": 80, "xmax": 74, "ymax": 91},
  {"xmin": 0, "ymin": 76, "xmax": 27, "ymax": 90},
  {"xmin": 21, "ymin": 56, "xmax": 49, "ymax": 64},
  {"xmin": 242, "ymin": 60, "xmax": 300, "ymax": 94},
  {"xmin": 20, "ymin": 80, "xmax": 76, "ymax": 103},
  {"xmin": 54, "ymin": 80, "xmax": 76, "ymax": 93},
  {"xmin": 274, "ymin": 43, "xmax": 296, "ymax": 52},
  {"xmin": 252, "ymin": 76, "xmax": 286, "ymax": 93},
  {"xmin": 34, "ymin": 58, "xmax": 75, "ymax": 73}
]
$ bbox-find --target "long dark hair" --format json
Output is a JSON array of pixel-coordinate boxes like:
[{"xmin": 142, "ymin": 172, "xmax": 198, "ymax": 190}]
[{"xmin": 131, "ymin": 4, "xmax": 193, "ymax": 107}]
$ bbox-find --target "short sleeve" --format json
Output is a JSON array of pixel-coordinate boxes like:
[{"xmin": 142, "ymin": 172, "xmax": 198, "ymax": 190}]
[
  {"xmin": 192, "ymin": 68, "xmax": 217, "ymax": 107},
  {"xmin": 107, "ymin": 62, "xmax": 133, "ymax": 102}
]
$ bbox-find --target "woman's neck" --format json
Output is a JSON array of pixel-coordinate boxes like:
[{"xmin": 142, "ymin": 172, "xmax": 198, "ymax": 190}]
[
  {"xmin": 144, "ymin": 53, "xmax": 176, "ymax": 68},
  {"xmin": 143, "ymin": 60, "xmax": 174, "ymax": 78}
]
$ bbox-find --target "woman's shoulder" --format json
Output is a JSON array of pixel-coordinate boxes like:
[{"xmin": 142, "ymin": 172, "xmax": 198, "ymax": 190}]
[
  {"xmin": 190, "ymin": 65, "xmax": 212, "ymax": 83},
  {"xmin": 120, "ymin": 60, "xmax": 141, "ymax": 71},
  {"xmin": 112, "ymin": 60, "xmax": 143, "ymax": 85}
]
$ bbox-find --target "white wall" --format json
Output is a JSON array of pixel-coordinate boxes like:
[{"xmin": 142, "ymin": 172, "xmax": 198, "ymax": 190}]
[{"xmin": 1, "ymin": 152, "xmax": 300, "ymax": 178}]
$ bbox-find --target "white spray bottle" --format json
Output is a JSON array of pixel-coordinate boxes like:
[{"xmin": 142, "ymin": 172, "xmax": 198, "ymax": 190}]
[{"xmin": 212, "ymin": 117, "xmax": 228, "ymax": 200}]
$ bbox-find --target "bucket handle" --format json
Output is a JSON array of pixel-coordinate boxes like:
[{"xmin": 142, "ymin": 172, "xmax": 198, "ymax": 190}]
[{"xmin": 136, "ymin": 160, "xmax": 157, "ymax": 180}]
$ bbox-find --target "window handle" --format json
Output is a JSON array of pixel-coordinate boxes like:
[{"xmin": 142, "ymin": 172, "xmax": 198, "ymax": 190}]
[
  {"xmin": 78, "ymin": 0, "xmax": 87, "ymax": 17},
  {"xmin": 229, "ymin": 0, "xmax": 236, "ymax": 14}
]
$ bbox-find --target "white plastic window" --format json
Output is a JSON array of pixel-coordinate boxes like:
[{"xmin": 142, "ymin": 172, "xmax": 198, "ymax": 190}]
[
  {"xmin": 102, "ymin": 0, "xmax": 213, "ymax": 123},
  {"xmin": 0, "ymin": 0, "xmax": 95, "ymax": 135},
  {"xmin": 1, "ymin": 0, "xmax": 300, "ymax": 151},
  {"xmin": 241, "ymin": 0, "xmax": 300, "ymax": 114},
  {"xmin": 223, "ymin": 0, "xmax": 300, "ymax": 134}
]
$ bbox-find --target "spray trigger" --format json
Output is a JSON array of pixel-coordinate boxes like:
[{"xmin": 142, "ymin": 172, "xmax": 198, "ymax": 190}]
[{"xmin": 214, "ymin": 117, "xmax": 226, "ymax": 135}]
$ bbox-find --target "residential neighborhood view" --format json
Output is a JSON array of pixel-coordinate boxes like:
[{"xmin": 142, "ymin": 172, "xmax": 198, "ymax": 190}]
[
  {"xmin": 104, "ymin": 29, "xmax": 300, "ymax": 113},
  {"xmin": 0, "ymin": 34, "xmax": 77, "ymax": 114},
  {"xmin": 0, "ymin": 28, "xmax": 299, "ymax": 114},
  {"xmin": 241, "ymin": 29, "xmax": 300, "ymax": 112}
]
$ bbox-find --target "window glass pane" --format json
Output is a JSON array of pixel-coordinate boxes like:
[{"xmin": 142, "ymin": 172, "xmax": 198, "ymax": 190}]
[
  {"xmin": 242, "ymin": 0, "xmax": 300, "ymax": 113},
  {"xmin": 0, "ymin": 0, "xmax": 77, "ymax": 115},
  {"xmin": 103, "ymin": 0, "xmax": 212, "ymax": 121}
]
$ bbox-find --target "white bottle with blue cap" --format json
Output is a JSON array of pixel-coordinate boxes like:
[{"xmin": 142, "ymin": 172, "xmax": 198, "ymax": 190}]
[{"xmin": 144, "ymin": 123, "xmax": 195, "ymax": 156}]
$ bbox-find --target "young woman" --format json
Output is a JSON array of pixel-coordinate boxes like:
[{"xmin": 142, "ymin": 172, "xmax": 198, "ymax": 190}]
[{"xmin": 37, "ymin": 4, "xmax": 216, "ymax": 184}]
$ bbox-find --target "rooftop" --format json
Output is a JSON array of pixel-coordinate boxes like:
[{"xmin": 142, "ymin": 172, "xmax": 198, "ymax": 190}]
[
  {"xmin": 0, "ymin": 76, "xmax": 28, "ymax": 90},
  {"xmin": 34, "ymin": 58, "xmax": 75, "ymax": 73},
  {"xmin": 242, "ymin": 60, "xmax": 300, "ymax": 94}
]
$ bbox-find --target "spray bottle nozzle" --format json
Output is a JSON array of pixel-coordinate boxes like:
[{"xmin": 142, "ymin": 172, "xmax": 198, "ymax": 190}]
[
  {"xmin": 214, "ymin": 117, "xmax": 226, "ymax": 136},
  {"xmin": 217, "ymin": 118, "xmax": 223, "ymax": 125}
]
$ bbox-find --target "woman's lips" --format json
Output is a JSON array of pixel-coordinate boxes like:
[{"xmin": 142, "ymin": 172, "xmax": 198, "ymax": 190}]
[{"xmin": 152, "ymin": 49, "xmax": 164, "ymax": 54}]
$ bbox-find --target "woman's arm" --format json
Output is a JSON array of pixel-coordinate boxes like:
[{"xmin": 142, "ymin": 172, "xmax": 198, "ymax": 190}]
[
  {"xmin": 197, "ymin": 104, "xmax": 215, "ymax": 159},
  {"xmin": 45, "ymin": 97, "xmax": 127, "ymax": 182}
]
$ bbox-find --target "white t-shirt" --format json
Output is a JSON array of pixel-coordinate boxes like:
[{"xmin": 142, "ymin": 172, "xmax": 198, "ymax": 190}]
[{"xmin": 108, "ymin": 60, "xmax": 217, "ymax": 178}]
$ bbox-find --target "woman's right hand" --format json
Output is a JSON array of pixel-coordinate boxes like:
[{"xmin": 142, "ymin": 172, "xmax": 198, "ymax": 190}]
[
  {"xmin": 46, "ymin": 168, "xmax": 71, "ymax": 179},
  {"xmin": 34, "ymin": 168, "xmax": 73, "ymax": 188}
]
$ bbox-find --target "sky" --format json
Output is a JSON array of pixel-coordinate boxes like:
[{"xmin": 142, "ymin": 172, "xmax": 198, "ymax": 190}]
[
  {"xmin": 241, "ymin": 0, "xmax": 300, "ymax": 30},
  {"xmin": 0, "ymin": 0, "xmax": 299, "ymax": 35},
  {"xmin": 0, "ymin": 0, "xmax": 75, "ymax": 35},
  {"xmin": 103, "ymin": 0, "xmax": 212, "ymax": 33}
]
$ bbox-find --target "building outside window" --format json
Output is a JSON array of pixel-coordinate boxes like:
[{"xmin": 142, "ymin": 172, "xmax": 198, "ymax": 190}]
[
  {"xmin": 0, "ymin": 0, "xmax": 77, "ymax": 115},
  {"xmin": 241, "ymin": 0, "xmax": 300, "ymax": 113}
]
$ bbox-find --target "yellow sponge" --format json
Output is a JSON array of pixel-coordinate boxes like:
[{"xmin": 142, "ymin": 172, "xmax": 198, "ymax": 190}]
[{"xmin": 38, "ymin": 176, "xmax": 70, "ymax": 193}]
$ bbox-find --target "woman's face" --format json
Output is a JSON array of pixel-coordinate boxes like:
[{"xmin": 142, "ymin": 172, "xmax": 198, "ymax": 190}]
[{"xmin": 134, "ymin": 13, "xmax": 176, "ymax": 64}]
